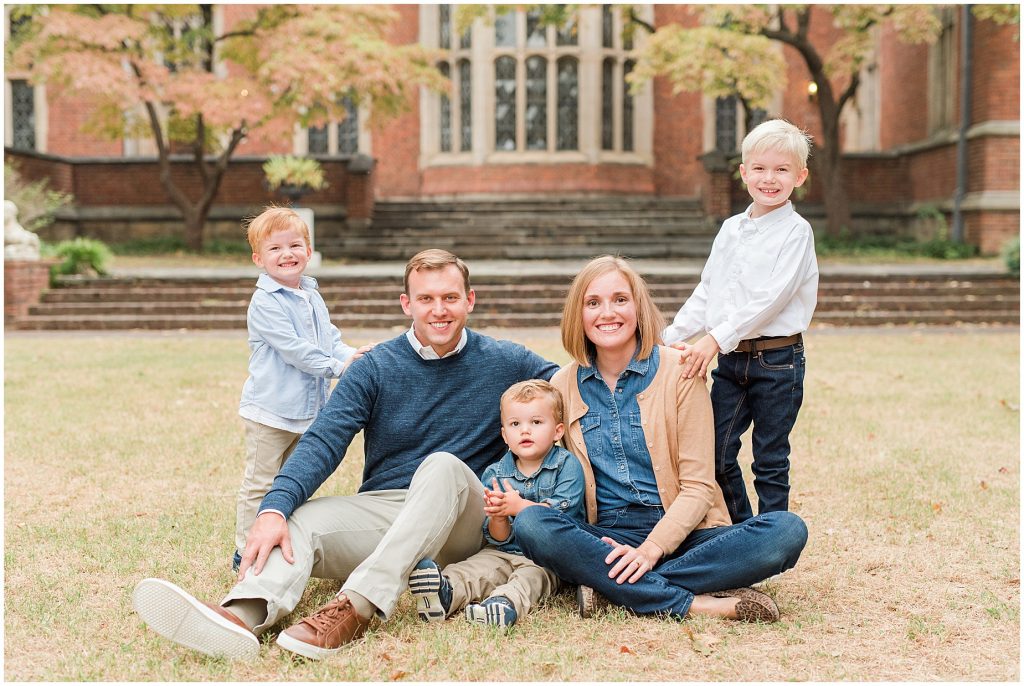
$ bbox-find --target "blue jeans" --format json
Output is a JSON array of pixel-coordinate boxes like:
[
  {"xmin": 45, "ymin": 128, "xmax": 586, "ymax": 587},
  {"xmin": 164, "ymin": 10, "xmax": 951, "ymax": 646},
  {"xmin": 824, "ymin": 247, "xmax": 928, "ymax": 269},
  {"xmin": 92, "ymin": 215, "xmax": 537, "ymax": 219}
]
[
  {"xmin": 513, "ymin": 504, "xmax": 807, "ymax": 618},
  {"xmin": 712, "ymin": 341, "xmax": 806, "ymax": 523}
]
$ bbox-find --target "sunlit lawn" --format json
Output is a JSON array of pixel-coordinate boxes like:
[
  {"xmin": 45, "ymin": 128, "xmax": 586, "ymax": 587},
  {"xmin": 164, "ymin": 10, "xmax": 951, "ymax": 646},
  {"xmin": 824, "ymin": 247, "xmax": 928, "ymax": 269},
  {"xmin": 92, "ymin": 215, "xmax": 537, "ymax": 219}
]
[{"xmin": 4, "ymin": 327, "xmax": 1019, "ymax": 680}]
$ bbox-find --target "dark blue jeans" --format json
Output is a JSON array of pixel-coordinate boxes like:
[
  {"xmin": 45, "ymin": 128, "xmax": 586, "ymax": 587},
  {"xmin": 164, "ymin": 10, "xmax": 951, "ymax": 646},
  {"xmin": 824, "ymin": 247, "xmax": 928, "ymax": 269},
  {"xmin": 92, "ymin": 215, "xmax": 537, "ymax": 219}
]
[
  {"xmin": 712, "ymin": 341, "xmax": 806, "ymax": 523},
  {"xmin": 514, "ymin": 504, "xmax": 807, "ymax": 618}
]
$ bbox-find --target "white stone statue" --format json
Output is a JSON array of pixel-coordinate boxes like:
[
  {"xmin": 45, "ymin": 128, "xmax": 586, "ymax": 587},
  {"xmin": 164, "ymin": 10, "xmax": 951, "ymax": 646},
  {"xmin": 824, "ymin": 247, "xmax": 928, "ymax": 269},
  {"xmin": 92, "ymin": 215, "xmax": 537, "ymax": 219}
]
[{"xmin": 5, "ymin": 200, "xmax": 41, "ymax": 261}]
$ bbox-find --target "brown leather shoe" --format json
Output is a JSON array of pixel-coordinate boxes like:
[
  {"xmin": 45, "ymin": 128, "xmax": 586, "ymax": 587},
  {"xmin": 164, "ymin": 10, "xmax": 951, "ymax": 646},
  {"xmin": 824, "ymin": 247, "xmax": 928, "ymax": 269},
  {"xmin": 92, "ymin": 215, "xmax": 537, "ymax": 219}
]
[
  {"xmin": 709, "ymin": 587, "xmax": 780, "ymax": 623},
  {"xmin": 275, "ymin": 593, "xmax": 372, "ymax": 660}
]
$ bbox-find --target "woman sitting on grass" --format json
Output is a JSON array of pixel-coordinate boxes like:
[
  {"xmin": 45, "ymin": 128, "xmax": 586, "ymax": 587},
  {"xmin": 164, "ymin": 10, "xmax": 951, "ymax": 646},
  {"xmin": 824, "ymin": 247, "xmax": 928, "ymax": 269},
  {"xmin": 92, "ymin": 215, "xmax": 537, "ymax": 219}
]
[{"xmin": 512, "ymin": 255, "xmax": 808, "ymax": 623}]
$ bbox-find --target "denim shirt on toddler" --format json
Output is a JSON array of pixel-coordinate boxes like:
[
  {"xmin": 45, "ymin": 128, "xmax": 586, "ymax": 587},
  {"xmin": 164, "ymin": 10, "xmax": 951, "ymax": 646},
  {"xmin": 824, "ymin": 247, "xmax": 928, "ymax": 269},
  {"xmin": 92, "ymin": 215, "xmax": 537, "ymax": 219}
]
[{"xmin": 481, "ymin": 445, "xmax": 585, "ymax": 555}]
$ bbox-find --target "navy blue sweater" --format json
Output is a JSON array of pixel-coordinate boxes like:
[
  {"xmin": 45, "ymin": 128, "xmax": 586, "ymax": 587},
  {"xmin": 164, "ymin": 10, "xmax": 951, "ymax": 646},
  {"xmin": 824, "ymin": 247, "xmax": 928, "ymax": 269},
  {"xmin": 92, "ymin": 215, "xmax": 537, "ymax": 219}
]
[{"xmin": 260, "ymin": 329, "xmax": 559, "ymax": 518}]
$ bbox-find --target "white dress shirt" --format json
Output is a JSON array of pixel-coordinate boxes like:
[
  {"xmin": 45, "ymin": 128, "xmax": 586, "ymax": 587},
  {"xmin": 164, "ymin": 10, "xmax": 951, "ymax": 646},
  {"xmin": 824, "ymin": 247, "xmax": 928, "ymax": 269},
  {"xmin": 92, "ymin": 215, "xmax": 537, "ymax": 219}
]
[
  {"xmin": 405, "ymin": 326, "xmax": 468, "ymax": 359},
  {"xmin": 663, "ymin": 202, "xmax": 818, "ymax": 354}
]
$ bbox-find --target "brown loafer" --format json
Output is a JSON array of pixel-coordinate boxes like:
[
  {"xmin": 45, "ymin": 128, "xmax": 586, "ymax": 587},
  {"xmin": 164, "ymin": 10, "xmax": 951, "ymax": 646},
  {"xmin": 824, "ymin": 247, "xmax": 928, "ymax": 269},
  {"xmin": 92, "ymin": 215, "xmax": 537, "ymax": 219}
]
[
  {"xmin": 709, "ymin": 587, "xmax": 780, "ymax": 623},
  {"xmin": 275, "ymin": 593, "xmax": 372, "ymax": 660}
]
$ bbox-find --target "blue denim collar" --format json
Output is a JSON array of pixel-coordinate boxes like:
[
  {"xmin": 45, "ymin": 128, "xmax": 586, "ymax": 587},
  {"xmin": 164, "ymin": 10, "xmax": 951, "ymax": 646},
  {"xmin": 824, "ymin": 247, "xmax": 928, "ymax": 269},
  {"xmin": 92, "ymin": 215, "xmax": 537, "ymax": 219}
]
[
  {"xmin": 741, "ymin": 201, "xmax": 794, "ymax": 233},
  {"xmin": 489, "ymin": 444, "xmax": 569, "ymax": 480},
  {"xmin": 256, "ymin": 272, "xmax": 317, "ymax": 293},
  {"xmin": 579, "ymin": 345, "xmax": 651, "ymax": 383}
]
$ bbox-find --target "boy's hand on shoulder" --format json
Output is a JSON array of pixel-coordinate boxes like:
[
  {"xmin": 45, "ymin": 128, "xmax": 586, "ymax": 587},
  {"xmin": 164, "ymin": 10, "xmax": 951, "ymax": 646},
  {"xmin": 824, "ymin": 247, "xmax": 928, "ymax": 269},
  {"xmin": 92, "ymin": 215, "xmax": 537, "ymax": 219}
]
[
  {"xmin": 341, "ymin": 344, "xmax": 376, "ymax": 373},
  {"xmin": 681, "ymin": 335, "xmax": 719, "ymax": 381}
]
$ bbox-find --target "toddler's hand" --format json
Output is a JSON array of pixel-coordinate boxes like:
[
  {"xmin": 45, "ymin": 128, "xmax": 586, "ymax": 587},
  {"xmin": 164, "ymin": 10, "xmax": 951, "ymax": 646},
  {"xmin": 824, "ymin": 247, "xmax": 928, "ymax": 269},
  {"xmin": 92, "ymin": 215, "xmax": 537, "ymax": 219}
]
[{"xmin": 342, "ymin": 344, "xmax": 376, "ymax": 372}]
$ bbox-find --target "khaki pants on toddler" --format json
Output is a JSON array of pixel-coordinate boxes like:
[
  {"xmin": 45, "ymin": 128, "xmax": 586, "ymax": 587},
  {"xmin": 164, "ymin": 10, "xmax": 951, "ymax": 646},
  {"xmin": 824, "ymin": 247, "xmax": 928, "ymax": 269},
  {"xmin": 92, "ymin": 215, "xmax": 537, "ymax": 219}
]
[
  {"xmin": 443, "ymin": 547, "xmax": 559, "ymax": 618},
  {"xmin": 236, "ymin": 419, "xmax": 301, "ymax": 554}
]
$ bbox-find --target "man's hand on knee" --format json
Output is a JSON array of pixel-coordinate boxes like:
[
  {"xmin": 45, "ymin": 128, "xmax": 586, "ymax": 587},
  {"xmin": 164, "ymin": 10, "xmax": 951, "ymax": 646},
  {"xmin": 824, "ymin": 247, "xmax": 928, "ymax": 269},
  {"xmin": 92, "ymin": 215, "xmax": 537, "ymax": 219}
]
[{"xmin": 237, "ymin": 511, "xmax": 294, "ymax": 582}]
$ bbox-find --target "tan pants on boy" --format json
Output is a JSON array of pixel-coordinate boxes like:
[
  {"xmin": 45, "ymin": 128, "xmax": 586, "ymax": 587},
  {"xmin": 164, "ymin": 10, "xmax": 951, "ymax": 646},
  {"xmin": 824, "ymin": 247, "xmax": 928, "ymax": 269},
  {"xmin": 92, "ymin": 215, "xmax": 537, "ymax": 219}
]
[
  {"xmin": 223, "ymin": 452, "xmax": 486, "ymax": 632},
  {"xmin": 235, "ymin": 419, "xmax": 301, "ymax": 554},
  {"xmin": 444, "ymin": 547, "xmax": 559, "ymax": 617}
]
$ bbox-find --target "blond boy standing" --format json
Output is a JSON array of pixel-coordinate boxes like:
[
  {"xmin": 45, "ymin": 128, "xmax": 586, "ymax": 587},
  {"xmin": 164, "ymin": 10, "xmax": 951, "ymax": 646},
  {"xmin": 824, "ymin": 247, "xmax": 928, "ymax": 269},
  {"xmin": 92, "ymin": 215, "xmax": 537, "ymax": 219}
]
[{"xmin": 663, "ymin": 119, "xmax": 818, "ymax": 524}]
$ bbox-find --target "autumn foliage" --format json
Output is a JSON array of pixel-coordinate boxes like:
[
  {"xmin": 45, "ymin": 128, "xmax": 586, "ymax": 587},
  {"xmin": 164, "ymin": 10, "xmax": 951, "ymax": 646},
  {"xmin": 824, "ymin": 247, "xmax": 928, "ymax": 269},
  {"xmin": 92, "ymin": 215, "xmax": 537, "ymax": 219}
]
[{"xmin": 10, "ymin": 4, "xmax": 446, "ymax": 250}]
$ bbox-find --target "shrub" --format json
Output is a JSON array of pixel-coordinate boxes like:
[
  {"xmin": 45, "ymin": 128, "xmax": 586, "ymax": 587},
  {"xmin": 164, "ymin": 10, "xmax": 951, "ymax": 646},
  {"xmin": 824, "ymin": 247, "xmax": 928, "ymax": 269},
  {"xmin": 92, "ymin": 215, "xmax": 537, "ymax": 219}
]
[
  {"xmin": 263, "ymin": 155, "xmax": 328, "ymax": 192},
  {"xmin": 1001, "ymin": 236, "xmax": 1020, "ymax": 275},
  {"xmin": 3, "ymin": 160, "xmax": 73, "ymax": 232},
  {"xmin": 51, "ymin": 238, "xmax": 112, "ymax": 278}
]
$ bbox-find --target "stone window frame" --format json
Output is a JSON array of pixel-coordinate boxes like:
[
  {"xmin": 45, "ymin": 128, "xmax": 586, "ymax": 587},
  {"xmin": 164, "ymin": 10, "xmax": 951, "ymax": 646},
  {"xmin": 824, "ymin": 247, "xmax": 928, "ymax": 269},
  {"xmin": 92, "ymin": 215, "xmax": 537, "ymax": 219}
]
[
  {"xmin": 420, "ymin": 4, "xmax": 653, "ymax": 168},
  {"xmin": 305, "ymin": 95, "xmax": 365, "ymax": 156},
  {"xmin": 4, "ymin": 8, "xmax": 47, "ymax": 153},
  {"xmin": 927, "ymin": 7, "xmax": 957, "ymax": 136}
]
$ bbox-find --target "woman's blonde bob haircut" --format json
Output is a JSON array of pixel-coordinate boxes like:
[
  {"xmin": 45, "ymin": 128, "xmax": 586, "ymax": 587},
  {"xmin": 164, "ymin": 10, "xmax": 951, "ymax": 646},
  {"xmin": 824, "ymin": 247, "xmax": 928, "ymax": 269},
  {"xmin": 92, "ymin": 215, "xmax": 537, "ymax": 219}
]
[{"xmin": 561, "ymin": 255, "xmax": 665, "ymax": 366}]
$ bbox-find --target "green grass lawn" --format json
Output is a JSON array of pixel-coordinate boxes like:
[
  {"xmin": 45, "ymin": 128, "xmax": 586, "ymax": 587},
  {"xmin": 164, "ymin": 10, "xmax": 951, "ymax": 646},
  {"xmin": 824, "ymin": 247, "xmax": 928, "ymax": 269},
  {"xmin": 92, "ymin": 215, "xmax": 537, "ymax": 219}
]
[{"xmin": 4, "ymin": 328, "xmax": 1019, "ymax": 680}]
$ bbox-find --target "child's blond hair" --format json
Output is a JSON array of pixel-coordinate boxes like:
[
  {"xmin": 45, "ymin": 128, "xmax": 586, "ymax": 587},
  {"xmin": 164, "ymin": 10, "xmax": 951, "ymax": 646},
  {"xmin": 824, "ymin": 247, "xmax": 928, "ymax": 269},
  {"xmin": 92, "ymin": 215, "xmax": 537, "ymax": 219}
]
[
  {"xmin": 244, "ymin": 206, "xmax": 311, "ymax": 253},
  {"xmin": 500, "ymin": 379, "xmax": 564, "ymax": 425},
  {"xmin": 741, "ymin": 119, "xmax": 813, "ymax": 169}
]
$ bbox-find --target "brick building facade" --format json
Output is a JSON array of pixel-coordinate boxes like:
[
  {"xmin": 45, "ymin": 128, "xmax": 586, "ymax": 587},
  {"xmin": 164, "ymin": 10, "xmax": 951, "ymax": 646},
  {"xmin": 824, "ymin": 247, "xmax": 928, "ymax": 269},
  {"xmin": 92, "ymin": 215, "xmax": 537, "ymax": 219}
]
[{"xmin": 5, "ymin": 5, "xmax": 1019, "ymax": 254}]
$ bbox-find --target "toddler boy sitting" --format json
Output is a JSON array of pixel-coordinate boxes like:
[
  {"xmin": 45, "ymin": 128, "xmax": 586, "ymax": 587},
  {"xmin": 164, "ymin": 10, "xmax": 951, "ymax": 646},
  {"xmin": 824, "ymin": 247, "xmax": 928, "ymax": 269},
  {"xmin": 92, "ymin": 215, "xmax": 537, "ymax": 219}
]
[{"xmin": 409, "ymin": 380, "xmax": 584, "ymax": 630}]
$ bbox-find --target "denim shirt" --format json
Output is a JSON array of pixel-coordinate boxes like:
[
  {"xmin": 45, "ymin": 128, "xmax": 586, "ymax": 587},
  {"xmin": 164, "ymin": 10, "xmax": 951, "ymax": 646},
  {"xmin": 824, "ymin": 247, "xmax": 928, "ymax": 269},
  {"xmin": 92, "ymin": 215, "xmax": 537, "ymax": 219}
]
[
  {"xmin": 577, "ymin": 346, "xmax": 661, "ymax": 512},
  {"xmin": 239, "ymin": 273, "xmax": 356, "ymax": 422},
  {"xmin": 481, "ymin": 445, "xmax": 585, "ymax": 555}
]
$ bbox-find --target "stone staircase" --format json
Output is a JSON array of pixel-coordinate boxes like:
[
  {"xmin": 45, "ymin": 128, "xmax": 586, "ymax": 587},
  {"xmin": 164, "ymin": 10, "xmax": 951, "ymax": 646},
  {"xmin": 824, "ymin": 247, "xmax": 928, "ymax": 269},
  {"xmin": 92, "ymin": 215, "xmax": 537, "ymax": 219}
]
[
  {"xmin": 16, "ymin": 271, "xmax": 1020, "ymax": 330},
  {"xmin": 318, "ymin": 196, "xmax": 717, "ymax": 261}
]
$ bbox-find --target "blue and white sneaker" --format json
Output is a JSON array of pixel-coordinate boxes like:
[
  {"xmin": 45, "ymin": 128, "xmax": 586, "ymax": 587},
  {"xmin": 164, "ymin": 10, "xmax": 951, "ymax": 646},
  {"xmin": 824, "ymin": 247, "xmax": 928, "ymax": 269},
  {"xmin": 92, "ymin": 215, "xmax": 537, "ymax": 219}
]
[
  {"xmin": 465, "ymin": 596, "xmax": 517, "ymax": 631},
  {"xmin": 409, "ymin": 558, "xmax": 452, "ymax": 622},
  {"xmin": 232, "ymin": 550, "xmax": 242, "ymax": 573}
]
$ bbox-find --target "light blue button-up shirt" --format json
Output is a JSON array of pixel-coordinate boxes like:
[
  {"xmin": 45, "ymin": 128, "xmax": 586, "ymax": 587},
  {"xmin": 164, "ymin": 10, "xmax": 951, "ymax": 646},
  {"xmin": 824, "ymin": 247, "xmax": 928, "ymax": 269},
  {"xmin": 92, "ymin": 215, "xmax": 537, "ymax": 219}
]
[
  {"xmin": 577, "ymin": 346, "xmax": 661, "ymax": 512},
  {"xmin": 239, "ymin": 273, "xmax": 355, "ymax": 430}
]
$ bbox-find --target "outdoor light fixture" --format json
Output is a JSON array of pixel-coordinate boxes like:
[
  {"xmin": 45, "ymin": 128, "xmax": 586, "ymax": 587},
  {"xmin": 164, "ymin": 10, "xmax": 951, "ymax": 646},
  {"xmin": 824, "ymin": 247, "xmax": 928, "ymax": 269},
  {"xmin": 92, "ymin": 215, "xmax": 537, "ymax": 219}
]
[{"xmin": 807, "ymin": 81, "xmax": 818, "ymax": 101}]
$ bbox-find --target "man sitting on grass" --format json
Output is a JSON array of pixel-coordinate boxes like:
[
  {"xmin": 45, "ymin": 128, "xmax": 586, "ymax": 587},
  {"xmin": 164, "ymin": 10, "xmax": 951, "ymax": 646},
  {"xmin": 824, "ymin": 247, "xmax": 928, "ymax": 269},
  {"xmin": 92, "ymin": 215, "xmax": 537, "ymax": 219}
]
[{"xmin": 132, "ymin": 249, "xmax": 558, "ymax": 660}]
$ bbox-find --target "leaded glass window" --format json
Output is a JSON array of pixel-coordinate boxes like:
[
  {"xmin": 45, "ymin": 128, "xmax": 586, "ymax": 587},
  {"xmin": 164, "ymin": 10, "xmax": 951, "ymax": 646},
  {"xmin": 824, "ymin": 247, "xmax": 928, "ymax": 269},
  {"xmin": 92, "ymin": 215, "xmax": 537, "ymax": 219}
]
[
  {"xmin": 440, "ymin": 62, "xmax": 452, "ymax": 152},
  {"xmin": 11, "ymin": 80, "xmax": 35, "ymax": 150},
  {"xmin": 602, "ymin": 5, "xmax": 613, "ymax": 48},
  {"xmin": 495, "ymin": 57, "xmax": 517, "ymax": 151},
  {"xmin": 556, "ymin": 57, "xmax": 578, "ymax": 151},
  {"xmin": 495, "ymin": 11, "xmax": 515, "ymax": 47},
  {"xmin": 715, "ymin": 96, "xmax": 737, "ymax": 153},
  {"xmin": 439, "ymin": 4, "xmax": 451, "ymax": 49},
  {"xmin": 307, "ymin": 124, "xmax": 329, "ymax": 154},
  {"xmin": 557, "ymin": 11, "xmax": 577, "ymax": 46},
  {"xmin": 526, "ymin": 10, "xmax": 546, "ymax": 48},
  {"xmin": 750, "ymin": 108, "xmax": 768, "ymax": 131},
  {"xmin": 337, "ymin": 96, "xmax": 359, "ymax": 154},
  {"xmin": 458, "ymin": 59, "xmax": 472, "ymax": 151},
  {"xmin": 525, "ymin": 56, "xmax": 547, "ymax": 150},
  {"xmin": 601, "ymin": 58, "xmax": 614, "ymax": 150},
  {"xmin": 622, "ymin": 60, "xmax": 634, "ymax": 152}
]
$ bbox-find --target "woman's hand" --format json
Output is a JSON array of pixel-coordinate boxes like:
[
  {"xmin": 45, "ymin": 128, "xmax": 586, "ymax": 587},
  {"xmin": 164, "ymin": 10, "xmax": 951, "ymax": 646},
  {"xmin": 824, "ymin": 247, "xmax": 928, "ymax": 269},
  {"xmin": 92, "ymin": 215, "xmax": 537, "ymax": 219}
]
[{"xmin": 602, "ymin": 536, "xmax": 663, "ymax": 584}]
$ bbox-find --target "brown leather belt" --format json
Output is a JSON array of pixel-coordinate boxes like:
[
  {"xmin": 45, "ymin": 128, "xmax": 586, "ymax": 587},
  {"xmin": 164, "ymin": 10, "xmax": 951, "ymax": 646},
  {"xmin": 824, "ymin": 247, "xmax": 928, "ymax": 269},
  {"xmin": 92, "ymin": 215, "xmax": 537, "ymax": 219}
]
[{"xmin": 734, "ymin": 334, "xmax": 802, "ymax": 353}]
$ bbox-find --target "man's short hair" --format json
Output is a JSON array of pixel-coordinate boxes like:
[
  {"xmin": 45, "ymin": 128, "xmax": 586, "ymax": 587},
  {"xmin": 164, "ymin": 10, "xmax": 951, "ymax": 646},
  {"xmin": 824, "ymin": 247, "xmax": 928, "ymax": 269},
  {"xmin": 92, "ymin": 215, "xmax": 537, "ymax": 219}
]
[
  {"xmin": 741, "ymin": 119, "xmax": 813, "ymax": 169},
  {"xmin": 561, "ymin": 255, "xmax": 664, "ymax": 367},
  {"xmin": 244, "ymin": 206, "xmax": 311, "ymax": 253},
  {"xmin": 500, "ymin": 379, "xmax": 564, "ymax": 425},
  {"xmin": 404, "ymin": 249, "xmax": 471, "ymax": 295}
]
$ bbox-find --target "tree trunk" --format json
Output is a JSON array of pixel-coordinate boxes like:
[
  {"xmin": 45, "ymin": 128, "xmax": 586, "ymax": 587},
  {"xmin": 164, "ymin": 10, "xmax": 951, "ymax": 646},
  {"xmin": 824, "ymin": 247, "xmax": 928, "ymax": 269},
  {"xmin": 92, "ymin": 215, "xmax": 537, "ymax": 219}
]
[
  {"xmin": 814, "ymin": 143, "xmax": 852, "ymax": 237},
  {"xmin": 182, "ymin": 208, "xmax": 206, "ymax": 252}
]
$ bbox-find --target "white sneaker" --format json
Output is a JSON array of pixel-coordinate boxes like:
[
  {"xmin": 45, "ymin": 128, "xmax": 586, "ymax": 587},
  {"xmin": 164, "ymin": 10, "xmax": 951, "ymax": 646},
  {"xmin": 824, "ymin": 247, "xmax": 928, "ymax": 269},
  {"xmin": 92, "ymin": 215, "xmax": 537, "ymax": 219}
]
[{"xmin": 131, "ymin": 578, "xmax": 259, "ymax": 660}]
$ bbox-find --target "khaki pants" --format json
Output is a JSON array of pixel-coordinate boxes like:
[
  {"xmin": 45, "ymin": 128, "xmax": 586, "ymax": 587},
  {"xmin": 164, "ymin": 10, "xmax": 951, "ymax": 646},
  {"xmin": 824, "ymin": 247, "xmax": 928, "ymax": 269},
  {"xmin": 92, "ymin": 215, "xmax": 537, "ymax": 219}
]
[
  {"xmin": 443, "ymin": 547, "xmax": 559, "ymax": 618},
  {"xmin": 223, "ymin": 452, "xmax": 486, "ymax": 633},
  {"xmin": 236, "ymin": 419, "xmax": 301, "ymax": 554}
]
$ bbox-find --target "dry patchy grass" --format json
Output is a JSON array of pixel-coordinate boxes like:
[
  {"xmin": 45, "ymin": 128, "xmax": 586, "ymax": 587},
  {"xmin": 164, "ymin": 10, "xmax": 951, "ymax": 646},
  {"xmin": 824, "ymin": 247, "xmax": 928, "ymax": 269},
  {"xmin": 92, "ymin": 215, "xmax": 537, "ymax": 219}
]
[{"xmin": 3, "ymin": 329, "xmax": 1019, "ymax": 680}]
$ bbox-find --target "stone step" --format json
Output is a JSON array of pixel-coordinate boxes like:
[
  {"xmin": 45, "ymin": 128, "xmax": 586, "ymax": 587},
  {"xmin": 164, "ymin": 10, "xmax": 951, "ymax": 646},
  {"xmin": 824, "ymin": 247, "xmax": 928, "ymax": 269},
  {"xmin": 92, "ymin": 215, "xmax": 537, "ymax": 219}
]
[
  {"xmin": 15, "ymin": 308, "xmax": 1021, "ymax": 331},
  {"xmin": 29, "ymin": 293, "xmax": 1020, "ymax": 318},
  {"xmin": 40, "ymin": 278, "xmax": 1020, "ymax": 304}
]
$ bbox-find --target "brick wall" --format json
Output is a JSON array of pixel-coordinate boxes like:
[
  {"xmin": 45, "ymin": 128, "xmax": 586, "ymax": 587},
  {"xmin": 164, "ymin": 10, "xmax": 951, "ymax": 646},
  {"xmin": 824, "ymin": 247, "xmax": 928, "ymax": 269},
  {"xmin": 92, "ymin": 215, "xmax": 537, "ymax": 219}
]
[
  {"xmin": 4, "ymin": 259, "xmax": 57, "ymax": 324},
  {"xmin": 372, "ymin": 5, "xmax": 423, "ymax": 198},
  {"xmin": 878, "ymin": 28, "xmax": 931, "ymax": 149},
  {"xmin": 972, "ymin": 18, "xmax": 1020, "ymax": 123}
]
